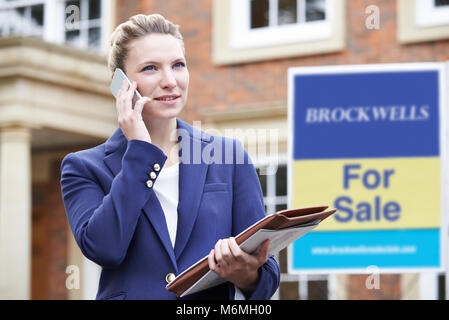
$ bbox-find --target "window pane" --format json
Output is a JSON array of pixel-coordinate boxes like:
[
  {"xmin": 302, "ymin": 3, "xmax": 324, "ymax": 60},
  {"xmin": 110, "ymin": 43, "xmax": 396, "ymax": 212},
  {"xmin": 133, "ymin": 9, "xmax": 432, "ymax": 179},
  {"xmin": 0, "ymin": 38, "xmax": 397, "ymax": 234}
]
[
  {"xmin": 278, "ymin": 0, "xmax": 297, "ymax": 25},
  {"xmin": 66, "ymin": 0, "xmax": 81, "ymax": 12},
  {"xmin": 13, "ymin": 7, "xmax": 26, "ymax": 32},
  {"xmin": 308, "ymin": 280, "xmax": 328, "ymax": 300},
  {"xmin": 1, "ymin": 6, "xmax": 44, "ymax": 37},
  {"xmin": 66, "ymin": 29, "xmax": 80, "ymax": 45},
  {"xmin": 276, "ymin": 165, "xmax": 287, "ymax": 196},
  {"xmin": 306, "ymin": 0, "xmax": 325, "ymax": 22},
  {"xmin": 88, "ymin": 27, "xmax": 101, "ymax": 48},
  {"xmin": 256, "ymin": 168, "xmax": 267, "ymax": 196},
  {"xmin": 65, "ymin": 0, "xmax": 80, "ymax": 30},
  {"xmin": 9, "ymin": 7, "xmax": 26, "ymax": 34},
  {"xmin": 88, "ymin": 0, "xmax": 101, "ymax": 20},
  {"xmin": 15, "ymin": 7, "xmax": 26, "ymax": 17},
  {"xmin": 435, "ymin": 0, "xmax": 449, "ymax": 6},
  {"xmin": 251, "ymin": 0, "xmax": 269, "ymax": 29},
  {"xmin": 31, "ymin": 4, "xmax": 44, "ymax": 26},
  {"xmin": 276, "ymin": 204, "xmax": 287, "ymax": 212}
]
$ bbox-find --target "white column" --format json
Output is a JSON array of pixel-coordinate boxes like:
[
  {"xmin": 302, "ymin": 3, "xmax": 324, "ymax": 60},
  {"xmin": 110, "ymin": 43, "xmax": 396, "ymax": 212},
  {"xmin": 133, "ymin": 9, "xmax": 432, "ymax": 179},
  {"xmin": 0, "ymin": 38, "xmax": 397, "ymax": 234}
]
[
  {"xmin": 0, "ymin": 127, "xmax": 32, "ymax": 299},
  {"xmin": 298, "ymin": 274, "xmax": 308, "ymax": 300},
  {"xmin": 328, "ymin": 274, "xmax": 348, "ymax": 300}
]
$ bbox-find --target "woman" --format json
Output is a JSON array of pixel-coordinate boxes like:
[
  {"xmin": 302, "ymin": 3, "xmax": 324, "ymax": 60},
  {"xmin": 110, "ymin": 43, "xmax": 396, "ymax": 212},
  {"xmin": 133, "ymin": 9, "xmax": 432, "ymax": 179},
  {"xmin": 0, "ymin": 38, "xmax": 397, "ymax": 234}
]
[{"xmin": 60, "ymin": 13, "xmax": 280, "ymax": 300}]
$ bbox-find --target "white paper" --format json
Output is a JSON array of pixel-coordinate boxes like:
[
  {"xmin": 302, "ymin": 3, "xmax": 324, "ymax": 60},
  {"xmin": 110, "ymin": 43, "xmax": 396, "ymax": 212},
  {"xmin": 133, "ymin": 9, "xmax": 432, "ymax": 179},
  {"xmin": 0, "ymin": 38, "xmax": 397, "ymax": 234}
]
[{"xmin": 179, "ymin": 220, "xmax": 320, "ymax": 297}]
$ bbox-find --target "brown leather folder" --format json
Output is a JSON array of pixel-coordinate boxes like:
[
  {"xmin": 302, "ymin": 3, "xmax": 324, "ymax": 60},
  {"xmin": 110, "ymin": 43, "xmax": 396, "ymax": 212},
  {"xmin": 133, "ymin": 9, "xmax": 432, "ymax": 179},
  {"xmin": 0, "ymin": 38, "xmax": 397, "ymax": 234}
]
[{"xmin": 166, "ymin": 205, "xmax": 336, "ymax": 297}]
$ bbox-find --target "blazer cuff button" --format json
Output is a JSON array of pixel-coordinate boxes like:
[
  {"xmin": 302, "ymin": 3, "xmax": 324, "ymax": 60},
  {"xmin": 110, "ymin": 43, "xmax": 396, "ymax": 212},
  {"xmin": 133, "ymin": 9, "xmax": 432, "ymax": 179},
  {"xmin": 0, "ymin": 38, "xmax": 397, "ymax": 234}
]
[
  {"xmin": 146, "ymin": 180, "xmax": 153, "ymax": 188},
  {"xmin": 165, "ymin": 273, "xmax": 176, "ymax": 284}
]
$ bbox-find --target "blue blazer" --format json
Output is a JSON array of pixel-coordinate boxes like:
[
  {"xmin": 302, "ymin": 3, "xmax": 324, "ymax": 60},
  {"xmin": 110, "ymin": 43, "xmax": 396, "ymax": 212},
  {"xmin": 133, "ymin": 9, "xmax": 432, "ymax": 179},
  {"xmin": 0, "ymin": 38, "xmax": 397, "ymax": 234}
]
[{"xmin": 60, "ymin": 118, "xmax": 280, "ymax": 300}]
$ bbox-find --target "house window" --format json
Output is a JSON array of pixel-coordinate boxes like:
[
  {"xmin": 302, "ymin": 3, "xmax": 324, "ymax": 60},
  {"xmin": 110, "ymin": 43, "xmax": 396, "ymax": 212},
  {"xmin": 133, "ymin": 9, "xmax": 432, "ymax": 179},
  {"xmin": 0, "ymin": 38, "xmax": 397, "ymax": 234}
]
[
  {"xmin": 250, "ymin": 0, "xmax": 326, "ymax": 29},
  {"xmin": 0, "ymin": 0, "xmax": 45, "ymax": 38},
  {"xmin": 415, "ymin": 0, "xmax": 449, "ymax": 27},
  {"xmin": 256, "ymin": 164, "xmax": 288, "ymax": 215},
  {"xmin": 0, "ymin": 0, "xmax": 110, "ymax": 52},
  {"xmin": 64, "ymin": 0, "xmax": 102, "ymax": 50},
  {"xmin": 255, "ymin": 156, "xmax": 328, "ymax": 300},
  {"xmin": 231, "ymin": 0, "xmax": 331, "ymax": 49},
  {"xmin": 213, "ymin": 0, "xmax": 344, "ymax": 65}
]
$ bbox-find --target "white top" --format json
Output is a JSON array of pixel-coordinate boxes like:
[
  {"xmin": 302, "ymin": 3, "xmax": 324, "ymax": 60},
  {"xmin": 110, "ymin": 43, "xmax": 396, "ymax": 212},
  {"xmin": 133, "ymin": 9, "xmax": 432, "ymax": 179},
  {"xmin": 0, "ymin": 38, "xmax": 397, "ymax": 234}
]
[
  {"xmin": 153, "ymin": 162, "xmax": 179, "ymax": 248},
  {"xmin": 152, "ymin": 161, "xmax": 245, "ymax": 300}
]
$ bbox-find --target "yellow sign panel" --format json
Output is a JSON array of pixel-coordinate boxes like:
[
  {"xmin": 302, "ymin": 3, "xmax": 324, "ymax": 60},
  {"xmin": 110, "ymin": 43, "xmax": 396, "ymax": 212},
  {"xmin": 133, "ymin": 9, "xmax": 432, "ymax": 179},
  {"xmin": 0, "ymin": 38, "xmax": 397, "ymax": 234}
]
[{"xmin": 292, "ymin": 157, "xmax": 440, "ymax": 230}]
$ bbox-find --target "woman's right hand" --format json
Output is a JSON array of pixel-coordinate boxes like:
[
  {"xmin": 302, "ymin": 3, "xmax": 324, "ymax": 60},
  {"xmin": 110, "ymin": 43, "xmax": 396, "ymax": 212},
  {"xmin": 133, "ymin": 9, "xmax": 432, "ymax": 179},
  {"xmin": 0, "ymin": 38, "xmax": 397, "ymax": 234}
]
[{"xmin": 116, "ymin": 79, "xmax": 152, "ymax": 143}]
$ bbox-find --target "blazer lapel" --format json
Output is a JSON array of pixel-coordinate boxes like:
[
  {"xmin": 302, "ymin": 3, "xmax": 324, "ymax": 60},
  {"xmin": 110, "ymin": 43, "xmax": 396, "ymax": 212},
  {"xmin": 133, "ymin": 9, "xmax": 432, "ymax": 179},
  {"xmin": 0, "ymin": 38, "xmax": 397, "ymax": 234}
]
[
  {"xmin": 174, "ymin": 119, "xmax": 210, "ymax": 259},
  {"xmin": 142, "ymin": 192, "xmax": 178, "ymax": 269},
  {"xmin": 103, "ymin": 127, "xmax": 177, "ymax": 269}
]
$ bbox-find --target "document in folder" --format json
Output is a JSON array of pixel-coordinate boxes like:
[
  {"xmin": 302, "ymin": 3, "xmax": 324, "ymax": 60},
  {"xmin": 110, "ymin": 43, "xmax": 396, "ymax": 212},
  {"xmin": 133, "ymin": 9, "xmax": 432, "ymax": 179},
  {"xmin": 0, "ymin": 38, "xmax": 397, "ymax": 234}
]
[{"xmin": 166, "ymin": 205, "xmax": 336, "ymax": 297}]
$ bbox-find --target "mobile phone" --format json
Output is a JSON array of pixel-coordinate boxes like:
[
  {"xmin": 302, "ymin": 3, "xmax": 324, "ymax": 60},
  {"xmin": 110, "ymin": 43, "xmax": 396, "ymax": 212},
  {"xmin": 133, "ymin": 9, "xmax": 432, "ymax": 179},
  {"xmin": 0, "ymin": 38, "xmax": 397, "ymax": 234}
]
[{"xmin": 110, "ymin": 68, "xmax": 143, "ymax": 105}]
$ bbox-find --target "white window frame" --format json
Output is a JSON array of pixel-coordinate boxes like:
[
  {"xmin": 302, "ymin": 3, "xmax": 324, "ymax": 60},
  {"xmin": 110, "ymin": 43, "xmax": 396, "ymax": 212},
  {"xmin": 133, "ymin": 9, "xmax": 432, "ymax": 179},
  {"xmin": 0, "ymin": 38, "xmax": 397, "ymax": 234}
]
[
  {"xmin": 254, "ymin": 153, "xmax": 330, "ymax": 300},
  {"xmin": 230, "ymin": 0, "xmax": 332, "ymax": 50},
  {"xmin": 0, "ymin": 0, "xmax": 111, "ymax": 53},
  {"xmin": 415, "ymin": 0, "xmax": 449, "ymax": 28},
  {"xmin": 254, "ymin": 153, "xmax": 288, "ymax": 215}
]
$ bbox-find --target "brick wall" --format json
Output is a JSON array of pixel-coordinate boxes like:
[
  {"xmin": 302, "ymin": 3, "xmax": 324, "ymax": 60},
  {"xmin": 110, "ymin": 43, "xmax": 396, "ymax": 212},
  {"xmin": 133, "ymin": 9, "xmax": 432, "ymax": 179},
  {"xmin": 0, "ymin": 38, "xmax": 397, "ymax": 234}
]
[
  {"xmin": 347, "ymin": 274, "xmax": 401, "ymax": 300},
  {"xmin": 32, "ymin": 158, "xmax": 68, "ymax": 299}
]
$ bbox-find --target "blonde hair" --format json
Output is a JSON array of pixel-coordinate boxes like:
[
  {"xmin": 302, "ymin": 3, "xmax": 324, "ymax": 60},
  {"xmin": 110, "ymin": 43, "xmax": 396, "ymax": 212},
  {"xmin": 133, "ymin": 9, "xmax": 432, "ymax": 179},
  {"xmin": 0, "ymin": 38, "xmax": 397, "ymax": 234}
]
[{"xmin": 108, "ymin": 14, "xmax": 185, "ymax": 73}]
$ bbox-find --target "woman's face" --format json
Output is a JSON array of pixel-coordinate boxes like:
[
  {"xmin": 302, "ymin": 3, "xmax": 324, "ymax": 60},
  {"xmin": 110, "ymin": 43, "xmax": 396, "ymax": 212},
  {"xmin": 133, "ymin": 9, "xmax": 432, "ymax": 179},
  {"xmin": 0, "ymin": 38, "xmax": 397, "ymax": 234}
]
[{"xmin": 123, "ymin": 33, "xmax": 189, "ymax": 119}]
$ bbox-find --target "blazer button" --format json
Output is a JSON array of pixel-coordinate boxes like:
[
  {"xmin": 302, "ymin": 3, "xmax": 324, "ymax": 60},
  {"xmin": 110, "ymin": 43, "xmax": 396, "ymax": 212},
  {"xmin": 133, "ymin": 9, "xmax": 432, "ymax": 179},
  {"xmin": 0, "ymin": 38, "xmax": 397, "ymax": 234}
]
[
  {"xmin": 146, "ymin": 180, "xmax": 153, "ymax": 188},
  {"xmin": 165, "ymin": 273, "xmax": 176, "ymax": 284},
  {"xmin": 149, "ymin": 171, "xmax": 157, "ymax": 179},
  {"xmin": 154, "ymin": 163, "xmax": 161, "ymax": 172}
]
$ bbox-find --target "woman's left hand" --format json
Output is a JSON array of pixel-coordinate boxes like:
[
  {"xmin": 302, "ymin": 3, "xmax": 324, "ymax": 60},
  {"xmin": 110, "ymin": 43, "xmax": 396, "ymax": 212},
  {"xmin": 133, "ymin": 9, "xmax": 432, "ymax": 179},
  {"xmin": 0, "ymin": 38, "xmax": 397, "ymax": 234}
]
[{"xmin": 207, "ymin": 237, "xmax": 270, "ymax": 294}]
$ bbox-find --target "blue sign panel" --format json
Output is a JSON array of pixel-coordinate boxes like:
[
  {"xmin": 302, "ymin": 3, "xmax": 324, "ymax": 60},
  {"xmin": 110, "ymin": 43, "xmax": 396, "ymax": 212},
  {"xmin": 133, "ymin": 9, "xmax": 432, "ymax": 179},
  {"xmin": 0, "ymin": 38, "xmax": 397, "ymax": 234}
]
[{"xmin": 293, "ymin": 71, "xmax": 440, "ymax": 160}]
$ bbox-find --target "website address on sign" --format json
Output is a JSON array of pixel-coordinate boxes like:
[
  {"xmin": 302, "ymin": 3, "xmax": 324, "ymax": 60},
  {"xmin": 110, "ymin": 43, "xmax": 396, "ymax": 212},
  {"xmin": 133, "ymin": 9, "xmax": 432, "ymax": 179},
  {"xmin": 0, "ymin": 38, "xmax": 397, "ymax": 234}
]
[{"xmin": 311, "ymin": 245, "xmax": 417, "ymax": 255}]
